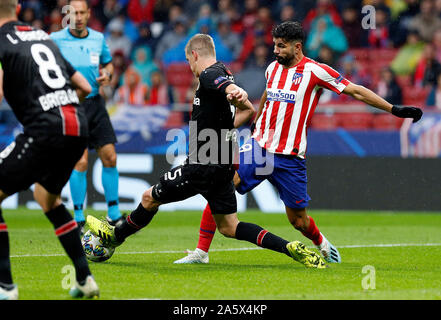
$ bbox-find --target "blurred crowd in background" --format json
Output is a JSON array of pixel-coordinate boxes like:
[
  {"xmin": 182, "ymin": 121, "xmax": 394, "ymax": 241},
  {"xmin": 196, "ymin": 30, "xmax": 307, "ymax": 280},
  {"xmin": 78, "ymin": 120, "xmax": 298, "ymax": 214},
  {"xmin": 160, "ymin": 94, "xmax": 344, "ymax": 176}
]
[{"xmin": 2, "ymin": 0, "xmax": 441, "ymax": 128}]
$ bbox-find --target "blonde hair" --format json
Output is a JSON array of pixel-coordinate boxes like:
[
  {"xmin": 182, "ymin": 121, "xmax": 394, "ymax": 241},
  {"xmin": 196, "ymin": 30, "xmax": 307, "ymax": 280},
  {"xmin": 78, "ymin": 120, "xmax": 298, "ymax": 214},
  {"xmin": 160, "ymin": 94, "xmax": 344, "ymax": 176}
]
[
  {"xmin": 185, "ymin": 33, "xmax": 216, "ymax": 58},
  {"xmin": 0, "ymin": 0, "xmax": 17, "ymax": 17}
]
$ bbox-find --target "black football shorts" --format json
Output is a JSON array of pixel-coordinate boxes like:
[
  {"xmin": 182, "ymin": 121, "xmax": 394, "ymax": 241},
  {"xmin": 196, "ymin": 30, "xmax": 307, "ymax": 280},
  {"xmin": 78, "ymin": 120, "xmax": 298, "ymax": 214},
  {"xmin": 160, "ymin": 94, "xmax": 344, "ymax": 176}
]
[
  {"xmin": 83, "ymin": 94, "xmax": 117, "ymax": 149},
  {"xmin": 152, "ymin": 163, "xmax": 237, "ymax": 215},
  {"xmin": 0, "ymin": 133, "xmax": 87, "ymax": 195}
]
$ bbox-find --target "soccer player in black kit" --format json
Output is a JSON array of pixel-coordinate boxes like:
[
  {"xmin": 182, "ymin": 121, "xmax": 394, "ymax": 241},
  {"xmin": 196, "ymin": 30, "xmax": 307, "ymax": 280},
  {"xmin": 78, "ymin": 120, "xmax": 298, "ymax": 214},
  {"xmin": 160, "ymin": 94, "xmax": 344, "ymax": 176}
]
[
  {"xmin": 0, "ymin": 0, "xmax": 99, "ymax": 299},
  {"xmin": 87, "ymin": 34, "xmax": 327, "ymax": 269}
]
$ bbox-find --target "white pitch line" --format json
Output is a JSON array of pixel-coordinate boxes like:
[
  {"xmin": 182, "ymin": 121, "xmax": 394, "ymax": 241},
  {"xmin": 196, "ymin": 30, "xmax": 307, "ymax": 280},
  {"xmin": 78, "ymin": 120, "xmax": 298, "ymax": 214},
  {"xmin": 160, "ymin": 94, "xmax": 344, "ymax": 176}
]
[{"xmin": 9, "ymin": 243, "xmax": 441, "ymax": 258}]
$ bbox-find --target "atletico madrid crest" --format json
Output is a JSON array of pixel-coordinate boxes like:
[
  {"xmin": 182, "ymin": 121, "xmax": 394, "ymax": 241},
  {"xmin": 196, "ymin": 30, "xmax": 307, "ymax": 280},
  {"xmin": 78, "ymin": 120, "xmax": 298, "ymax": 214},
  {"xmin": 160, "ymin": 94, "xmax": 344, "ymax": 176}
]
[{"xmin": 292, "ymin": 72, "xmax": 303, "ymax": 85}]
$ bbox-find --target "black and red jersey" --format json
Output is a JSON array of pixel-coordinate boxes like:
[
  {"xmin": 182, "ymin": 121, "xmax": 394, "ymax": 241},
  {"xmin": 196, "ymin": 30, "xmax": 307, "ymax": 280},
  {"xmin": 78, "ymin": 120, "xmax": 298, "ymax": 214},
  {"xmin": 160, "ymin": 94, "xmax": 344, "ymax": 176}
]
[
  {"xmin": 188, "ymin": 61, "xmax": 237, "ymax": 165},
  {"xmin": 0, "ymin": 21, "xmax": 87, "ymax": 137}
]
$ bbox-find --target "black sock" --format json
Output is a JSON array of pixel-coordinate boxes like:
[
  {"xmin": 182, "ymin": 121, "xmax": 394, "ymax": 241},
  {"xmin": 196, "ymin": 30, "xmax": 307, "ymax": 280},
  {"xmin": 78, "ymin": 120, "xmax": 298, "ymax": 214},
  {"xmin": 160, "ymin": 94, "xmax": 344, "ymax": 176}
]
[
  {"xmin": 115, "ymin": 203, "xmax": 157, "ymax": 242},
  {"xmin": 45, "ymin": 204, "xmax": 91, "ymax": 284},
  {"xmin": 235, "ymin": 222, "xmax": 290, "ymax": 257},
  {"xmin": 0, "ymin": 209, "xmax": 13, "ymax": 286}
]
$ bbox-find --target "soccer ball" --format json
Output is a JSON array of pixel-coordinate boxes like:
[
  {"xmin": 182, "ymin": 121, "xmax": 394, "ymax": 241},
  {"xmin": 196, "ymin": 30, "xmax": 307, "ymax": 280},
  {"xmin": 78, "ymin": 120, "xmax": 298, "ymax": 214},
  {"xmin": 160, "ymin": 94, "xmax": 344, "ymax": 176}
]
[{"xmin": 81, "ymin": 230, "xmax": 115, "ymax": 262}]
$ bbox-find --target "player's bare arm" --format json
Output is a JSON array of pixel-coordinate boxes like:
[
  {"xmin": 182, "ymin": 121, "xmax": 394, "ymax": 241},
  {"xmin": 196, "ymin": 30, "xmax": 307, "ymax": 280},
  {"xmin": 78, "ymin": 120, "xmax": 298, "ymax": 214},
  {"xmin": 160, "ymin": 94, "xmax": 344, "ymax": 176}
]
[
  {"xmin": 71, "ymin": 71, "xmax": 92, "ymax": 102},
  {"xmin": 225, "ymin": 83, "xmax": 256, "ymax": 128},
  {"xmin": 96, "ymin": 62, "xmax": 114, "ymax": 87},
  {"xmin": 343, "ymin": 82, "xmax": 423, "ymax": 123}
]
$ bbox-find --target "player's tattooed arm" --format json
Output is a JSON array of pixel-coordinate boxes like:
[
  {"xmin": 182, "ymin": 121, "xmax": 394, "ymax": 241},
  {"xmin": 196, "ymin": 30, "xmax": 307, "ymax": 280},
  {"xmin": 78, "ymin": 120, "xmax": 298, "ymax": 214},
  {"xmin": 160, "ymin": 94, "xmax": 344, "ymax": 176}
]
[
  {"xmin": 343, "ymin": 82, "xmax": 422, "ymax": 123},
  {"xmin": 225, "ymin": 84, "xmax": 256, "ymax": 128},
  {"xmin": 71, "ymin": 71, "xmax": 92, "ymax": 103}
]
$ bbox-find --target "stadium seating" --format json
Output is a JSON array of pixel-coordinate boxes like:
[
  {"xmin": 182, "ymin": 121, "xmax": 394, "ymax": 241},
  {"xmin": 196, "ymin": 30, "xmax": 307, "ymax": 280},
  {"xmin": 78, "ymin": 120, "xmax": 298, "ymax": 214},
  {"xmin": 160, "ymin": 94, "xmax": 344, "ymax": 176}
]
[
  {"xmin": 310, "ymin": 113, "xmax": 340, "ymax": 130},
  {"xmin": 336, "ymin": 112, "xmax": 374, "ymax": 130},
  {"xmin": 372, "ymin": 113, "xmax": 404, "ymax": 130},
  {"xmin": 165, "ymin": 63, "xmax": 194, "ymax": 87}
]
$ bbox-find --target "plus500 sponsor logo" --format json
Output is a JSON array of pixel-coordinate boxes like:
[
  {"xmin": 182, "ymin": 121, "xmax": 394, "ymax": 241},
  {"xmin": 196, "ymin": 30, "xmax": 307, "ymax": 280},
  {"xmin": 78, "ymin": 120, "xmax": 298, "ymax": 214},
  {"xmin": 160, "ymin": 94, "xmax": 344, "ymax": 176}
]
[{"xmin": 266, "ymin": 89, "xmax": 296, "ymax": 104}]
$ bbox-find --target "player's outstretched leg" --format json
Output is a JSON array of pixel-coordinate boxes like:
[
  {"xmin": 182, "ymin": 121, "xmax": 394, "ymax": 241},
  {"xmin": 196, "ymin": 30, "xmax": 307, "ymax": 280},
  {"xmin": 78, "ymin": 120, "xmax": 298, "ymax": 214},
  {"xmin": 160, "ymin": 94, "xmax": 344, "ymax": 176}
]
[
  {"xmin": 215, "ymin": 214, "xmax": 326, "ymax": 269},
  {"xmin": 287, "ymin": 207, "xmax": 341, "ymax": 263},
  {"xmin": 87, "ymin": 188, "xmax": 159, "ymax": 249},
  {"xmin": 174, "ymin": 203, "xmax": 215, "ymax": 264},
  {"xmin": 0, "ymin": 207, "xmax": 18, "ymax": 300}
]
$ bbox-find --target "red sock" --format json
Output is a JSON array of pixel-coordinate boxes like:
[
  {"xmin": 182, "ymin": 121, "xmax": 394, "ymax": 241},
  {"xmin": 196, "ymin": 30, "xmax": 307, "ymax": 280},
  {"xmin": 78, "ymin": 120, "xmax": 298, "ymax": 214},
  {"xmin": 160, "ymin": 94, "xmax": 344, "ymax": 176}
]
[
  {"xmin": 301, "ymin": 216, "xmax": 323, "ymax": 246},
  {"xmin": 196, "ymin": 204, "xmax": 217, "ymax": 252}
]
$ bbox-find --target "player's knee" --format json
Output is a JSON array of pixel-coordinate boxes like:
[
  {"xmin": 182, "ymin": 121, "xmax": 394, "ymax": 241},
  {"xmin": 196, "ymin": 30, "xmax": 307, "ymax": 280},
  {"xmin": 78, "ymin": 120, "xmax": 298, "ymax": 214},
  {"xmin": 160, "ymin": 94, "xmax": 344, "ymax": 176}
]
[
  {"xmin": 75, "ymin": 157, "xmax": 88, "ymax": 171},
  {"xmin": 141, "ymin": 188, "xmax": 159, "ymax": 211},
  {"xmin": 39, "ymin": 197, "xmax": 63, "ymax": 213},
  {"xmin": 218, "ymin": 224, "xmax": 235, "ymax": 238},
  {"xmin": 101, "ymin": 152, "xmax": 117, "ymax": 167},
  {"xmin": 290, "ymin": 216, "xmax": 307, "ymax": 232}
]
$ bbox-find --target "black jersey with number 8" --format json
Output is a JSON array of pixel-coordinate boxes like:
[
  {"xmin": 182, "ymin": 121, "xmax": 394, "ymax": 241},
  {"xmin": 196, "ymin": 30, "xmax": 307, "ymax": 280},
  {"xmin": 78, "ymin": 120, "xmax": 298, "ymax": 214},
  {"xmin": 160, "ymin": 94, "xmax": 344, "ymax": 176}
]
[{"xmin": 0, "ymin": 21, "xmax": 87, "ymax": 137}]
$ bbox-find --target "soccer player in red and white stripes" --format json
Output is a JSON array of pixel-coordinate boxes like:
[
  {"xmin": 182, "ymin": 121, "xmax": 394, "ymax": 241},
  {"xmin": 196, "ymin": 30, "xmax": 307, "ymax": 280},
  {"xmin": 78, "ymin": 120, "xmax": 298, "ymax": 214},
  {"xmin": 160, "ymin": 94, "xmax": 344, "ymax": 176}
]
[{"xmin": 175, "ymin": 21, "xmax": 423, "ymax": 264}]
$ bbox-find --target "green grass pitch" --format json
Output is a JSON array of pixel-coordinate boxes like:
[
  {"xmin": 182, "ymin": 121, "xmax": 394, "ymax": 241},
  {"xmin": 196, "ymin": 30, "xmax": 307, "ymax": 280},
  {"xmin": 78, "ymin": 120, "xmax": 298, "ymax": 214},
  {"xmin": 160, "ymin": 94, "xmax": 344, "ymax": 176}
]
[{"xmin": 3, "ymin": 207, "xmax": 441, "ymax": 300}]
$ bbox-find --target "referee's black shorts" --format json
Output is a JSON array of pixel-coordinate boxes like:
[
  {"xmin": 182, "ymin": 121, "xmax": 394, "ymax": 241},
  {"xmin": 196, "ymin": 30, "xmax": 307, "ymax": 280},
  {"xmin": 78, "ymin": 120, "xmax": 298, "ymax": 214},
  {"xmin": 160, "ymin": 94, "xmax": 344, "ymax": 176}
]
[
  {"xmin": 0, "ymin": 133, "xmax": 87, "ymax": 196},
  {"xmin": 83, "ymin": 94, "xmax": 117, "ymax": 149},
  {"xmin": 152, "ymin": 163, "xmax": 237, "ymax": 215}
]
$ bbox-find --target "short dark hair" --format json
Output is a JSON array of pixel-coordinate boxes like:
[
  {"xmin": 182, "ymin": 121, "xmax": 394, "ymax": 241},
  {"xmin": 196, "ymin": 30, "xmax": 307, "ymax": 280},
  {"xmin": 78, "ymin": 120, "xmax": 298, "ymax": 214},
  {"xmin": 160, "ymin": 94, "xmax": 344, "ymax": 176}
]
[
  {"xmin": 272, "ymin": 21, "xmax": 305, "ymax": 45},
  {"xmin": 68, "ymin": 0, "xmax": 90, "ymax": 8}
]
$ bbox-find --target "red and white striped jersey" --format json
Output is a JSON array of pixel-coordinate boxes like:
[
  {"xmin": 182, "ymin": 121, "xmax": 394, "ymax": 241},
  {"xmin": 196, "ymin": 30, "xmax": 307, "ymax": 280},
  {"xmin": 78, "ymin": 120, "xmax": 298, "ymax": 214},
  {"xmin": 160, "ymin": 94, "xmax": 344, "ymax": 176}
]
[{"xmin": 252, "ymin": 56, "xmax": 350, "ymax": 158}]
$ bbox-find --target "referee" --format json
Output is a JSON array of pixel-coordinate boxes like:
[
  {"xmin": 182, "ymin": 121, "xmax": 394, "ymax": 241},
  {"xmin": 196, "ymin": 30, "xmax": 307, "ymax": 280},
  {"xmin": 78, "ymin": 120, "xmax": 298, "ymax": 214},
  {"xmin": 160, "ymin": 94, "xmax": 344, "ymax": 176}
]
[{"xmin": 51, "ymin": 0, "xmax": 123, "ymax": 233}]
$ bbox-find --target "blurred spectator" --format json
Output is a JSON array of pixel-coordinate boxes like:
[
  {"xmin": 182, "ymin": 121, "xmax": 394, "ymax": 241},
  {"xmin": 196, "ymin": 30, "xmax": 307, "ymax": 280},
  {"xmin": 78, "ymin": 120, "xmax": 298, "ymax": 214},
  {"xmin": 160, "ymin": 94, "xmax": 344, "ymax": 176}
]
[
  {"xmin": 224, "ymin": 3, "xmax": 244, "ymax": 34},
  {"xmin": 131, "ymin": 45, "xmax": 159, "ymax": 86},
  {"xmin": 94, "ymin": 0, "xmax": 123, "ymax": 27},
  {"xmin": 182, "ymin": 0, "xmax": 209, "ymax": 20},
  {"xmin": 133, "ymin": 22, "xmax": 158, "ymax": 54},
  {"xmin": 341, "ymin": 5, "xmax": 365, "ymax": 48},
  {"xmin": 377, "ymin": 67, "xmax": 403, "ymax": 105},
  {"xmin": 368, "ymin": 7, "xmax": 392, "ymax": 48},
  {"xmin": 162, "ymin": 17, "xmax": 233, "ymax": 66},
  {"xmin": 390, "ymin": 30, "xmax": 425, "ymax": 75},
  {"xmin": 305, "ymin": 14, "xmax": 348, "ymax": 59},
  {"xmin": 414, "ymin": 43, "xmax": 441, "ymax": 88},
  {"xmin": 187, "ymin": 5, "xmax": 217, "ymax": 35},
  {"xmin": 155, "ymin": 15, "xmax": 188, "ymax": 62},
  {"xmin": 425, "ymin": 73, "xmax": 441, "ymax": 108},
  {"xmin": 47, "ymin": 8, "xmax": 63, "ymax": 33},
  {"xmin": 235, "ymin": 43, "xmax": 270, "ymax": 102},
  {"xmin": 107, "ymin": 49, "xmax": 129, "ymax": 98},
  {"xmin": 104, "ymin": 12, "xmax": 140, "ymax": 43},
  {"xmin": 242, "ymin": 0, "xmax": 260, "ymax": 31},
  {"xmin": 339, "ymin": 54, "xmax": 371, "ymax": 88},
  {"xmin": 106, "ymin": 18, "xmax": 133, "ymax": 58},
  {"xmin": 303, "ymin": 0, "xmax": 342, "ymax": 32},
  {"xmin": 408, "ymin": 0, "xmax": 441, "ymax": 42},
  {"xmin": 365, "ymin": 0, "xmax": 391, "ymax": 17},
  {"xmin": 147, "ymin": 70, "xmax": 174, "ymax": 105},
  {"xmin": 116, "ymin": 67, "xmax": 149, "ymax": 106},
  {"xmin": 431, "ymin": 29, "xmax": 441, "ymax": 62},
  {"xmin": 389, "ymin": 0, "xmax": 420, "ymax": 46},
  {"xmin": 217, "ymin": 15, "xmax": 242, "ymax": 60},
  {"xmin": 211, "ymin": 0, "xmax": 234, "ymax": 25},
  {"xmin": 154, "ymin": 4, "xmax": 184, "ymax": 40},
  {"xmin": 127, "ymin": 0, "xmax": 155, "ymax": 24},
  {"xmin": 20, "ymin": 7, "xmax": 37, "ymax": 26},
  {"xmin": 257, "ymin": 7, "xmax": 275, "ymax": 44},
  {"xmin": 316, "ymin": 45, "xmax": 336, "ymax": 68},
  {"xmin": 279, "ymin": 4, "xmax": 298, "ymax": 23},
  {"xmin": 21, "ymin": 0, "xmax": 44, "ymax": 19},
  {"xmin": 333, "ymin": 53, "xmax": 371, "ymax": 102}
]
